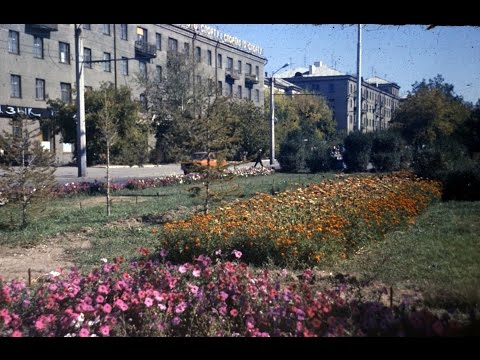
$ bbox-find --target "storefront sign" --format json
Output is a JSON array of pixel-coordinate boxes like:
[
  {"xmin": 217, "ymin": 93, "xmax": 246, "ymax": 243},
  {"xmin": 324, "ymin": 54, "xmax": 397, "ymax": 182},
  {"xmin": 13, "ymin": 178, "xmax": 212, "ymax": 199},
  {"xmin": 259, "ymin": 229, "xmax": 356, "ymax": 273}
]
[
  {"xmin": 0, "ymin": 105, "xmax": 53, "ymax": 119},
  {"xmin": 177, "ymin": 24, "xmax": 264, "ymax": 57}
]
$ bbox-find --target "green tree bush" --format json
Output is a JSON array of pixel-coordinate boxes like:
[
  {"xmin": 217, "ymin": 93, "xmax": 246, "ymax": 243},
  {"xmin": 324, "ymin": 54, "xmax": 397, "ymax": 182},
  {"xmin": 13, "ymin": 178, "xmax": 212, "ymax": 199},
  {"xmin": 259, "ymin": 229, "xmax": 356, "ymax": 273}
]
[
  {"xmin": 343, "ymin": 131, "xmax": 373, "ymax": 172},
  {"xmin": 0, "ymin": 117, "xmax": 56, "ymax": 228}
]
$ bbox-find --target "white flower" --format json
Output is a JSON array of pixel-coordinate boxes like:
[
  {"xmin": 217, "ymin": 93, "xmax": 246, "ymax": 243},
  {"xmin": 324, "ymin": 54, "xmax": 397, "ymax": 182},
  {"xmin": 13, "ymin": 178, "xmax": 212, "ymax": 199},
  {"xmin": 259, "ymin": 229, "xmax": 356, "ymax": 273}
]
[
  {"xmin": 77, "ymin": 313, "xmax": 85, "ymax": 323},
  {"xmin": 100, "ymin": 258, "xmax": 108, "ymax": 263},
  {"xmin": 49, "ymin": 271, "xmax": 61, "ymax": 277}
]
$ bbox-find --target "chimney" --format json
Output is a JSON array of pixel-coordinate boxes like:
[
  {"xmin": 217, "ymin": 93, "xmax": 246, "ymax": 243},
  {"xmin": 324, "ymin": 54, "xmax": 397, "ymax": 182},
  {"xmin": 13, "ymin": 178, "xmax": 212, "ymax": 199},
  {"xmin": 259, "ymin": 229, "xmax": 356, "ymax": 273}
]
[{"xmin": 309, "ymin": 63, "xmax": 316, "ymax": 75}]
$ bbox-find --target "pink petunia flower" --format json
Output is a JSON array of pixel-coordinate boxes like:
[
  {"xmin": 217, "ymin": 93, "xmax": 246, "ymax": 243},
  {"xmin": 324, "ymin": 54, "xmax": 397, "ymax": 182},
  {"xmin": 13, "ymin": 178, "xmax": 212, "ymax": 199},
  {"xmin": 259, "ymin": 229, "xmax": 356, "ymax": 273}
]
[
  {"xmin": 79, "ymin": 328, "xmax": 90, "ymax": 337},
  {"xmin": 99, "ymin": 325, "xmax": 110, "ymax": 336},
  {"xmin": 144, "ymin": 297, "xmax": 154, "ymax": 307}
]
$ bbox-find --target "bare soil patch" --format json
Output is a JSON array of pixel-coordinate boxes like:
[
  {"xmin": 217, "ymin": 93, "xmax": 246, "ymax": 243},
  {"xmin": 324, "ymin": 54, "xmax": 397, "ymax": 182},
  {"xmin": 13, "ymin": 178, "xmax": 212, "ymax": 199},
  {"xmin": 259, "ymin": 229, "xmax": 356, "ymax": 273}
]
[{"xmin": 0, "ymin": 231, "xmax": 91, "ymax": 282}]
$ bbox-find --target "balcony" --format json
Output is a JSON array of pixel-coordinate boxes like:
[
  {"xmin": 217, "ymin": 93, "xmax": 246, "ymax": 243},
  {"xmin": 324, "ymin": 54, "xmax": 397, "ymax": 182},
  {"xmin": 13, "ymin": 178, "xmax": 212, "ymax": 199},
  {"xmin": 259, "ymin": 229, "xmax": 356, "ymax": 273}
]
[
  {"xmin": 32, "ymin": 24, "xmax": 58, "ymax": 31},
  {"xmin": 25, "ymin": 24, "xmax": 58, "ymax": 38},
  {"xmin": 135, "ymin": 41, "xmax": 157, "ymax": 61},
  {"xmin": 245, "ymin": 73, "xmax": 259, "ymax": 85},
  {"xmin": 225, "ymin": 68, "xmax": 240, "ymax": 81}
]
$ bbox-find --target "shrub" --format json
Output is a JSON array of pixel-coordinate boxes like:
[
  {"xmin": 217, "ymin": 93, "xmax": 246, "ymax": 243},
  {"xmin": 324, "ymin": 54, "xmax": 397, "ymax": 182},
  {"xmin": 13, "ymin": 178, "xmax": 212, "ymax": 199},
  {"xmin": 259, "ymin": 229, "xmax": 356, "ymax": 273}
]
[
  {"xmin": 443, "ymin": 163, "xmax": 480, "ymax": 201},
  {"xmin": 370, "ymin": 130, "xmax": 405, "ymax": 172},
  {"xmin": 343, "ymin": 131, "xmax": 372, "ymax": 172},
  {"xmin": 305, "ymin": 140, "xmax": 336, "ymax": 173},
  {"xmin": 412, "ymin": 138, "xmax": 471, "ymax": 181},
  {"xmin": 277, "ymin": 129, "xmax": 308, "ymax": 173}
]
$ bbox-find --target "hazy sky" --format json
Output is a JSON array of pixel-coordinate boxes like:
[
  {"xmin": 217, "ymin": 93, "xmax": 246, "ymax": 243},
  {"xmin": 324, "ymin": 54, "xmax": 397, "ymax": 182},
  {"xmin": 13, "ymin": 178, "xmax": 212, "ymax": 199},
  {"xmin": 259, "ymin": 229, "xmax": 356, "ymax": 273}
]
[{"xmin": 213, "ymin": 24, "xmax": 480, "ymax": 104}]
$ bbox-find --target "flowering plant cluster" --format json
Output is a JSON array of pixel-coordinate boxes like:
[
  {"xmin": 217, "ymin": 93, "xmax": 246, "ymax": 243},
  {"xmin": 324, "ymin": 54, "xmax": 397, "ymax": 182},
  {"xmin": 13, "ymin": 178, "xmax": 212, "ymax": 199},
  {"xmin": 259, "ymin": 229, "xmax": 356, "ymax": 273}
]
[
  {"xmin": 0, "ymin": 250, "xmax": 464, "ymax": 337},
  {"xmin": 161, "ymin": 172, "xmax": 442, "ymax": 267},
  {"xmin": 53, "ymin": 167, "xmax": 274, "ymax": 196}
]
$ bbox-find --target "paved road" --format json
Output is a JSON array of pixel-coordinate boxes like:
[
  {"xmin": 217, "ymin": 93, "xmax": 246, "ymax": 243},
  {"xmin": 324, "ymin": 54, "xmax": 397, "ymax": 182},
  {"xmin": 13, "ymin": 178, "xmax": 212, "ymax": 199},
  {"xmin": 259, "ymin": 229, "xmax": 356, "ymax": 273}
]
[{"xmin": 54, "ymin": 160, "xmax": 268, "ymax": 184}]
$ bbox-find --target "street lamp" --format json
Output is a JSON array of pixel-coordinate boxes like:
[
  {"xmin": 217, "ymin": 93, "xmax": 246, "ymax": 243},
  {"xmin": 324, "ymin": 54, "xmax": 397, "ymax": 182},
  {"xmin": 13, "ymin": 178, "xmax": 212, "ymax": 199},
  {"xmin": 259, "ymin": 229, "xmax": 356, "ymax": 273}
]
[{"xmin": 269, "ymin": 63, "xmax": 289, "ymax": 166}]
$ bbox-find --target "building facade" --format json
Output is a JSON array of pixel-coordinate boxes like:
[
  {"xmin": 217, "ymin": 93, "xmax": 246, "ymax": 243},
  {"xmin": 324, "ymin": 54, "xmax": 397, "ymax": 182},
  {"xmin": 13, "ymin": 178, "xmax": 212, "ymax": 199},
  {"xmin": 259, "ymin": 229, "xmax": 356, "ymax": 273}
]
[
  {"xmin": 279, "ymin": 61, "xmax": 400, "ymax": 133},
  {"xmin": 0, "ymin": 24, "xmax": 265, "ymax": 164}
]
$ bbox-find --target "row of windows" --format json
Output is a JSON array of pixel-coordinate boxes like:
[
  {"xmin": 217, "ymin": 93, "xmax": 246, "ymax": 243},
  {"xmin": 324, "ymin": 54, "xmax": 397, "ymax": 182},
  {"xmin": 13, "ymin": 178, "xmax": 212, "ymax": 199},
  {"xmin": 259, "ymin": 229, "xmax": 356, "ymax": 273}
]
[
  {"xmin": 217, "ymin": 81, "xmax": 260, "ymax": 102},
  {"xmin": 8, "ymin": 28, "xmax": 262, "ymax": 79},
  {"xmin": 81, "ymin": 24, "xmax": 129, "ymax": 40},
  {"xmin": 9, "ymin": 75, "xmax": 72, "ymax": 103}
]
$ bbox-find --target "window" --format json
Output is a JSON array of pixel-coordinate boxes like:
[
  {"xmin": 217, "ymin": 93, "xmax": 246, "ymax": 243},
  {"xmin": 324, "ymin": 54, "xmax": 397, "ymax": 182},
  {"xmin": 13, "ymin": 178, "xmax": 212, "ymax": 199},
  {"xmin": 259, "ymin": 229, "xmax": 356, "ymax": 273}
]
[
  {"xmin": 121, "ymin": 57, "xmax": 129, "ymax": 75},
  {"xmin": 59, "ymin": 42, "xmax": 70, "ymax": 64},
  {"xmin": 227, "ymin": 82, "xmax": 233, "ymax": 97},
  {"xmin": 207, "ymin": 50, "xmax": 212, "ymax": 65},
  {"xmin": 35, "ymin": 78, "xmax": 45, "ymax": 100},
  {"xmin": 103, "ymin": 24, "xmax": 110, "ymax": 35},
  {"xmin": 33, "ymin": 36, "xmax": 43, "ymax": 59},
  {"xmin": 227, "ymin": 57, "xmax": 233, "ymax": 70},
  {"xmin": 139, "ymin": 94, "xmax": 147, "ymax": 111},
  {"xmin": 156, "ymin": 33, "xmax": 162, "ymax": 50},
  {"xmin": 103, "ymin": 52, "xmax": 111, "ymax": 72},
  {"xmin": 237, "ymin": 60, "xmax": 242, "ymax": 74},
  {"xmin": 206, "ymin": 78, "xmax": 213, "ymax": 93},
  {"xmin": 60, "ymin": 83, "xmax": 71, "ymax": 103},
  {"xmin": 183, "ymin": 42, "xmax": 189, "ymax": 54},
  {"xmin": 137, "ymin": 27, "xmax": 147, "ymax": 43},
  {"xmin": 84, "ymin": 47, "xmax": 92, "ymax": 68},
  {"xmin": 10, "ymin": 75, "xmax": 21, "ymax": 98},
  {"xmin": 255, "ymin": 89, "xmax": 260, "ymax": 102},
  {"xmin": 217, "ymin": 53, "xmax": 222, "ymax": 68},
  {"xmin": 8, "ymin": 30, "xmax": 19, "ymax": 54},
  {"xmin": 83, "ymin": 24, "xmax": 91, "ymax": 30},
  {"xmin": 168, "ymin": 37, "xmax": 178, "ymax": 52},
  {"xmin": 120, "ymin": 24, "xmax": 128, "ymax": 40},
  {"xmin": 255, "ymin": 65, "xmax": 259, "ymax": 77},
  {"xmin": 196, "ymin": 75, "xmax": 201, "ymax": 87},
  {"xmin": 156, "ymin": 65, "xmax": 162, "ymax": 82},
  {"xmin": 217, "ymin": 81, "xmax": 222, "ymax": 96},
  {"xmin": 139, "ymin": 61, "xmax": 147, "ymax": 78},
  {"xmin": 246, "ymin": 63, "xmax": 252, "ymax": 75},
  {"xmin": 237, "ymin": 85, "xmax": 242, "ymax": 99},
  {"xmin": 195, "ymin": 47, "xmax": 201, "ymax": 63},
  {"xmin": 247, "ymin": 87, "xmax": 252, "ymax": 100}
]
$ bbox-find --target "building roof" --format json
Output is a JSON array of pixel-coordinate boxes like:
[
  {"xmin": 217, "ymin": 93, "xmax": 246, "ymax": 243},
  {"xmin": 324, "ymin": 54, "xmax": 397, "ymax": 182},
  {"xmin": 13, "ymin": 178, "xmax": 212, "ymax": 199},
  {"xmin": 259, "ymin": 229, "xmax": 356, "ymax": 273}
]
[
  {"xmin": 276, "ymin": 61, "xmax": 344, "ymax": 78},
  {"xmin": 365, "ymin": 76, "xmax": 391, "ymax": 85}
]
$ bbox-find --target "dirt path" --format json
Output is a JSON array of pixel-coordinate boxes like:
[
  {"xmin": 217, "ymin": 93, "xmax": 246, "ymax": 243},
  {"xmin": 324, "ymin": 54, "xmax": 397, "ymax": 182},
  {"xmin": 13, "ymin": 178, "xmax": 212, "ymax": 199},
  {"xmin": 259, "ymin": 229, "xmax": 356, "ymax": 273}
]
[{"xmin": 0, "ymin": 232, "xmax": 91, "ymax": 283}]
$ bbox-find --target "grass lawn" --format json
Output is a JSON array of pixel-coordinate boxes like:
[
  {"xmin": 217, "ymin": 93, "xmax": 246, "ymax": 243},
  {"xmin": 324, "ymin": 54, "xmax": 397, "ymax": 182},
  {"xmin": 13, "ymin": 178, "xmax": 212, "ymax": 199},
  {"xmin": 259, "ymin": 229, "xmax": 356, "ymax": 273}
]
[{"xmin": 333, "ymin": 200, "xmax": 480, "ymax": 309}]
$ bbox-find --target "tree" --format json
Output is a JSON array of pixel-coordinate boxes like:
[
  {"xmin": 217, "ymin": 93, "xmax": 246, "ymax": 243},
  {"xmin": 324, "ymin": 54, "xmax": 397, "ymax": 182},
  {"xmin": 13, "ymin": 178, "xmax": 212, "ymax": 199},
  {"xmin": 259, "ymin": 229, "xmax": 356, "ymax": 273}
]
[
  {"xmin": 85, "ymin": 83, "xmax": 148, "ymax": 166},
  {"xmin": 97, "ymin": 88, "xmax": 120, "ymax": 216},
  {"xmin": 391, "ymin": 75, "xmax": 470, "ymax": 147},
  {"xmin": 230, "ymin": 100, "xmax": 269, "ymax": 161},
  {"xmin": 140, "ymin": 51, "xmax": 200, "ymax": 163},
  {"xmin": 456, "ymin": 100, "xmax": 480, "ymax": 156},
  {"xmin": 47, "ymin": 83, "xmax": 148, "ymax": 166},
  {"xmin": 269, "ymin": 92, "xmax": 337, "ymax": 172},
  {"xmin": 0, "ymin": 116, "xmax": 56, "ymax": 228}
]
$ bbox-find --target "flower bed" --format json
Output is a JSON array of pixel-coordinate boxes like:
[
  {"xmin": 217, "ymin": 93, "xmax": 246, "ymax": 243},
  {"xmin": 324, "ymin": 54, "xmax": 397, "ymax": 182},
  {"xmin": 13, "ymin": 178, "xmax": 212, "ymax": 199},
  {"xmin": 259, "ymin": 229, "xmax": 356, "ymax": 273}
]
[
  {"xmin": 160, "ymin": 172, "xmax": 442, "ymax": 267},
  {"xmin": 0, "ymin": 250, "xmax": 464, "ymax": 337}
]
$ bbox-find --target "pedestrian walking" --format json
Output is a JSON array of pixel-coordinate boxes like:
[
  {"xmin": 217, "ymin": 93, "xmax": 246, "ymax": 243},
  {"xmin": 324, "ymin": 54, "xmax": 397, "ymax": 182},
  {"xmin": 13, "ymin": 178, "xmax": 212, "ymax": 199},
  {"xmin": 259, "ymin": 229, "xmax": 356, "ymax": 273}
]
[{"xmin": 253, "ymin": 149, "xmax": 264, "ymax": 168}]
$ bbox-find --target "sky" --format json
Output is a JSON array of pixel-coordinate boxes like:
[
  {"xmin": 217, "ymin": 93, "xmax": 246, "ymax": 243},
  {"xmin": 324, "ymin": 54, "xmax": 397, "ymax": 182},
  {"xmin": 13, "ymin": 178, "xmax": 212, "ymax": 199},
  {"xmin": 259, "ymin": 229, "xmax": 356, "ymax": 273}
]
[{"xmin": 212, "ymin": 24, "xmax": 480, "ymax": 104}]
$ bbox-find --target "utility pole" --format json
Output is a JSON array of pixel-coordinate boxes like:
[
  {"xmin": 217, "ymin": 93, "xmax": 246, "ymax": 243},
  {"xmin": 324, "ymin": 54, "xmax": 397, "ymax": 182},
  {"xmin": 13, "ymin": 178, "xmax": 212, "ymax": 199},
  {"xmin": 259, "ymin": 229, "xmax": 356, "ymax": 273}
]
[
  {"xmin": 270, "ymin": 76, "xmax": 275, "ymax": 165},
  {"xmin": 75, "ymin": 24, "xmax": 87, "ymax": 177},
  {"xmin": 113, "ymin": 24, "xmax": 117, "ymax": 90},
  {"xmin": 356, "ymin": 24, "xmax": 362, "ymax": 131},
  {"xmin": 269, "ymin": 63, "xmax": 289, "ymax": 166}
]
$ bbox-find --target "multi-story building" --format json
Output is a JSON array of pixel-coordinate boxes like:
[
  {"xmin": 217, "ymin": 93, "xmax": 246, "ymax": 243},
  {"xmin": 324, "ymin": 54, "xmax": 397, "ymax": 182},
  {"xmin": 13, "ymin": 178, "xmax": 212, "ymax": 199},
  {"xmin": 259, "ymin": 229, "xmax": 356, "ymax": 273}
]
[
  {"xmin": 279, "ymin": 61, "xmax": 400, "ymax": 133},
  {"xmin": 0, "ymin": 24, "xmax": 266, "ymax": 164}
]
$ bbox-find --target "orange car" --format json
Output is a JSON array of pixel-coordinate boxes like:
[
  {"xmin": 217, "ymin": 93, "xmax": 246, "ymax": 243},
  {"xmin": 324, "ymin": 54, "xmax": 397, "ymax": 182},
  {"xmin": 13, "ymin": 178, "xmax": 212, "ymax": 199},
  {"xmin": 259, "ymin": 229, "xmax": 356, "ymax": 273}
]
[{"xmin": 180, "ymin": 152, "xmax": 226, "ymax": 175}]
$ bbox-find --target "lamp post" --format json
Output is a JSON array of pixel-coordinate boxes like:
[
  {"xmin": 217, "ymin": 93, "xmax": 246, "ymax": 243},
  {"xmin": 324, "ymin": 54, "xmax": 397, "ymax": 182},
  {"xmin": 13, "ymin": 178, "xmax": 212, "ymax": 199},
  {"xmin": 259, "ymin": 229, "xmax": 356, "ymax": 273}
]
[{"xmin": 270, "ymin": 63, "xmax": 289, "ymax": 166}]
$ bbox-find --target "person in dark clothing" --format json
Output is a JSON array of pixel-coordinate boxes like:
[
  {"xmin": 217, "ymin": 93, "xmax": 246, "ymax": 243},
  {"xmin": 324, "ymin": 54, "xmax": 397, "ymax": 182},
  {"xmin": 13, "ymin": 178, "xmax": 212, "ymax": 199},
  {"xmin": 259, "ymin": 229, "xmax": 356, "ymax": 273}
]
[{"xmin": 253, "ymin": 149, "xmax": 264, "ymax": 168}]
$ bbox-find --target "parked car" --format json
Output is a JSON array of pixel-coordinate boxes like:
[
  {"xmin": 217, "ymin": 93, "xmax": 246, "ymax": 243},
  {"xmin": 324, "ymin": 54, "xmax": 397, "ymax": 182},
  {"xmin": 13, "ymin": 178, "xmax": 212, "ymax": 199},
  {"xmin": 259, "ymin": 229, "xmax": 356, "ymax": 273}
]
[{"xmin": 180, "ymin": 152, "xmax": 226, "ymax": 175}]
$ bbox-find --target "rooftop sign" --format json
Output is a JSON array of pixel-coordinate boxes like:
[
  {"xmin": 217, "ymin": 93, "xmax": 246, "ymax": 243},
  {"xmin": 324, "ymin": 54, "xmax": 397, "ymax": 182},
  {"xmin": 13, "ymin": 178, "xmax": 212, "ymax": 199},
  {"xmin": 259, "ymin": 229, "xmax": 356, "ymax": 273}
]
[{"xmin": 176, "ymin": 24, "xmax": 264, "ymax": 57}]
